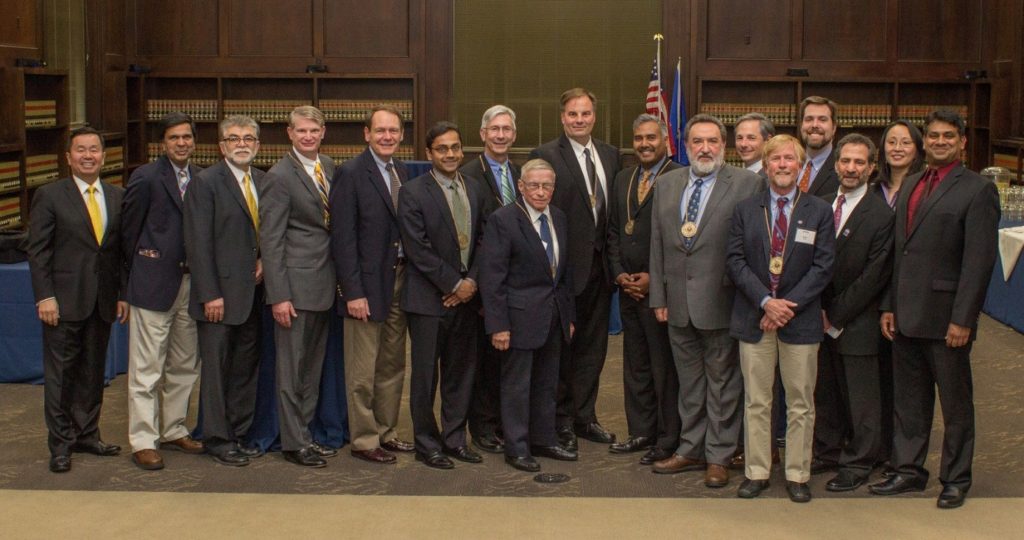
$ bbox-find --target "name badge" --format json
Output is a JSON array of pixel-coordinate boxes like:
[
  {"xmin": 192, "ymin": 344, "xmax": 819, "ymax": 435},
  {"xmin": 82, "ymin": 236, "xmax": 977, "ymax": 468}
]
[{"xmin": 795, "ymin": 228, "xmax": 816, "ymax": 244}]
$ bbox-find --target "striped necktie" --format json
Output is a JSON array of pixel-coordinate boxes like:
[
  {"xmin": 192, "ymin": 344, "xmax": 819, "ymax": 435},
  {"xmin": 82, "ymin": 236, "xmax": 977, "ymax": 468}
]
[
  {"xmin": 314, "ymin": 161, "xmax": 329, "ymax": 225},
  {"xmin": 499, "ymin": 164, "xmax": 514, "ymax": 205}
]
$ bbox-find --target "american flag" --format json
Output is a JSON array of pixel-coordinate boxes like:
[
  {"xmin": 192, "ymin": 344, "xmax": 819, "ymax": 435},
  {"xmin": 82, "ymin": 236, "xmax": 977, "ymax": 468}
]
[{"xmin": 646, "ymin": 58, "xmax": 676, "ymax": 157}]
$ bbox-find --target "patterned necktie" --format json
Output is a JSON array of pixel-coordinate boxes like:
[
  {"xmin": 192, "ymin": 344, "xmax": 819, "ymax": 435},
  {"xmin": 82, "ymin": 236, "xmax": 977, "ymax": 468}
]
[
  {"xmin": 385, "ymin": 162, "xmax": 401, "ymax": 210},
  {"xmin": 770, "ymin": 197, "xmax": 789, "ymax": 295},
  {"xmin": 833, "ymin": 193, "xmax": 846, "ymax": 236},
  {"xmin": 178, "ymin": 169, "xmax": 189, "ymax": 199},
  {"xmin": 798, "ymin": 162, "xmax": 813, "ymax": 193},
  {"xmin": 637, "ymin": 170, "xmax": 652, "ymax": 204},
  {"xmin": 449, "ymin": 180, "xmax": 470, "ymax": 270},
  {"xmin": 86, "ymin": 185, "xmax": 104, "ymax": 244},
  {"xmin": 242, "ymin": 172, "xmax": 259, "ymax": 232},
  {"xmin": 584, "ymin": 147, "xmax": 605, "ymax": 221},
  {"xmin": 539, "ymin": 213, "xmax": 555, "ymax": 277},
  {"xmin": 314, "ymin": 161, "xmax": 330, "ymax": 225},
  {"xmin": 499, "ymin": 164, "xmax": 514, "ymax": 206},
  {"xmin": 683, "ymin": 178, "xmax": 704, "ymax": 249}
]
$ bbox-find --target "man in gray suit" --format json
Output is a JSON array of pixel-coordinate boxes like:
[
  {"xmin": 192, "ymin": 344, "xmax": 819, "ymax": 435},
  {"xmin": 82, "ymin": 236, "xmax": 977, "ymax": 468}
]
[
  {"xmin": 648, "ymin": 114, "xmax": 764, "ymax": 488},
  {"xmin": 262, "ymin": 106, "xmax": 338, "ymax": 468}
]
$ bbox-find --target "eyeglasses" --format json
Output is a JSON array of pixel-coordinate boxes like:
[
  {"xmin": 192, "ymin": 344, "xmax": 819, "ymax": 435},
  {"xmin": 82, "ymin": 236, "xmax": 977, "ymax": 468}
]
[
  {"xmin": 222, "ymin": 136, "xmax": 259, "ymax": 145},
  {"xmin": 523, "ymin": 182, "xmax": 555, "ymax": 192},
  {"xmin": 430, "ymin": 144, "xmax": 462, "ymax": 155},
  {"xmin": 485, "ymin": 125, "xmax": 516, "ymax": 135}
]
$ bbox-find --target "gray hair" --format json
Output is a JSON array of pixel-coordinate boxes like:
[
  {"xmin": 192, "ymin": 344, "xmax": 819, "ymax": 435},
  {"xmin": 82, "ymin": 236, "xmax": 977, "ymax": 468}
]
[
  {"xmin": 520, "ymin": 158, "xmax": 555, "ymax": 179},
  {"xmin": 480, "ymin": 105, "xmax": 517, "ymax": 131},
  {"xmin": 683, "ymin": 113, "xmax": 727, "ymax": 142},
  {"xmin": 735, "ymin": 112, "xmax": 776, "ymax": 140},
  {"xmin": 220, "ymin": 114, "xmax": 260, "ymax": 139},
  {"xmin": 289, "ymin": 105, "xmax": 325, "ymax": 127},
  {"xmin": 632, "ymin": 113, "xmax": 668, "ymax": 137}
]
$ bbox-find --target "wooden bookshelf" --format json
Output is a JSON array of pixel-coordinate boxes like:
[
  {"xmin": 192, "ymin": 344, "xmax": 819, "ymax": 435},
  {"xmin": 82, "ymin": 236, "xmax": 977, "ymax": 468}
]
[
  {"xmin": 123, "ymin": 73, "xmax": 417, "ymax": 175},
  {"xmin": 0, "ymin": 68, "xmax": 69, "ymax": 230}
]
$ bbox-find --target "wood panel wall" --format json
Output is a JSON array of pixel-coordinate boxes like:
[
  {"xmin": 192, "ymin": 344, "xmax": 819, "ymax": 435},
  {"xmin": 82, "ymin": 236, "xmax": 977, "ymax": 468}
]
[{"xmin": 0, "ymin": 0, "xmax": 42, "ymax": 64}]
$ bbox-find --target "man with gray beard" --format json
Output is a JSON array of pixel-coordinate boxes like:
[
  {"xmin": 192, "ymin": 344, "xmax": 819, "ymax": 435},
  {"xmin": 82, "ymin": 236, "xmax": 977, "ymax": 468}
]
[{"xmin": 648, "ymin": 114, "xmax": 764, "ymax": 488}]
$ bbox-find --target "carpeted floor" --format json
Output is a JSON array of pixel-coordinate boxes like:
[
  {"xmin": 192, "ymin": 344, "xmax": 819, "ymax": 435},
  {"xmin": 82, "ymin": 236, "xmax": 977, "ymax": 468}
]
[{"xmin": 1, "ymin": 315, "xmax": 1021, "ymax": 500}]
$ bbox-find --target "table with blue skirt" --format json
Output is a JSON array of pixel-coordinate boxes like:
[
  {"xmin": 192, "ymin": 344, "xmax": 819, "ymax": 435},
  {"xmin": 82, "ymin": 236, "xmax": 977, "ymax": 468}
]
[{"xmin": 982, "ymin": 219, "xmax": 1024, "ymax": 333}]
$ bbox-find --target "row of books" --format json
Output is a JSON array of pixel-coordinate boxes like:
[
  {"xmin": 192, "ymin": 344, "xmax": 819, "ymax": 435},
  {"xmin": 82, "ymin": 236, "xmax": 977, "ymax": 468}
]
[
  {"xmin": 102, "ymin": 173, "xmax": 123, "ymax": 187},
  {"xmin": 143, "ymin": 99, "xmax": 415, "ymax": 123},
  {"xmin": 699, "ymin": 103, "xmax": 799, "ymax": 126},
  {"xmin": 147, "ymin": 143, "xmax": 416, "ymax": 167},
  {"xmin": 26, "ymin": 155, "xmax": 60, "ymax": 188},
  {"xmin": 147, "ymin": 100, "xmax": 219, "ymax": 121},
  {"xmin": 896, "ymin": 105, "xmax": 969, "ymax": 126},
  {"xmin": 699, "ymin": 102, "xmax": 970, "ymax": 127},
  {"xmin": 25, "ymin": 100, "xmax": 58, "ymax": 128},
  {"xmin": 0, "ymin": 161, "xmax": 19, "ymax": 194},
  {"xmin": 0, "ymin": 196, "xmax": 21, "ymax": 229},
  {"xmin": 993, "ymin": 153, "xmax": 1021, "ymax": 173},
  {"xmin": 724, "ymin": 148, "xmax": 745, "ymax": 168},
  {"xmin": 835, "ymin": 105, "xmax": 893, "ymax": 127},
  {"xmin": 101, "ymin": 147, "xmax": 124, "ymax": 173}
]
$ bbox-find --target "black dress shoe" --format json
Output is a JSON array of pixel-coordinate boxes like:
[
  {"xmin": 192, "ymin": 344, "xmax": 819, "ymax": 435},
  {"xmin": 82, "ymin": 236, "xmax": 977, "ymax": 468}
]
[
  {"xmin": 382, "ymin": 439, "xmax": 415, "ymax": 453},
  {"xmin": 473, "ymin": 433, "xmax": 505, "ymax": 454},
  {"xmin": 237, "ymin": 445, "xmax": 265, "ymax": 458},
  {"xmin": 574, "ymin": 422, "xmax": 616, "ymax": 444},
  {"xmin": 810, "ymin": 458, "xmax": 838, "ymax": 474},
  {"xmin": 737, "ymin": 478, "xmax": 770, "ymax": 498},
  {"xmin": 443, "ymin": 445, "xmax": 483, "ymax": 463},
  {"xmin": 212, "ymin": 449, "xmax": 250, "ymax": 467},
  {"xmin": 71, "ymin": 440, "xmax": 121, "ymax": 456},
  {"xmin": 826, "ymin": 470, "xmax": 867, "ymax": 492},
  {"xmin": 505, "ymin": 455, "xmax": 540, "ymax": 472},
  {"xmin": 869, "ymin": 474, "xmax": 927, "ymax": 495},
  {"xmin": 937, "ymin": 485, "xmax": 966, "ymax": 509},
  {"xmin": 556, "ymin": 426, "xmax": 578, "ymax": 452},
  {"xmin": 786, "ymin": 481, "xmax": 812, "ymax": 503},
  {"xmin": 609, "ymin": 436, "xmax": 652, "ymax": 454},
  {"xmin": 639, "ymin": 447, "xmax": 672, "ymax": 466},
  {"xmin": 310, "ymin": 442, "xmax": 338, "ymax": 458},
  {"xmin": 416, "ymin": 451, "xmax": 455, "ymax": 470},
  {"xmin": 283, "ymin": 447, "xmax": 327, "ymax": 468},
  {"xmin": 49, "ymin": 455, "xmax": 71, "ymax": 473},
  {"xmin": 531, "ymin": 445, "xmax": 578, "ymax": 461}
]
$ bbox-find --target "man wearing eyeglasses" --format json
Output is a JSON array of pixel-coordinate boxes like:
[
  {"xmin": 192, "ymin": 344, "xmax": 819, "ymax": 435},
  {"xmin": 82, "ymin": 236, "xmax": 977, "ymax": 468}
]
[
  {"xmin": 184, "ymin": 115, "xmax": 266, "ymax": 467},
  {"xmin": 459, "ymin": 104, "xmax": 521, "ymax": 454},
  {"xmin": 399, "ymin": 122, "xmax": 489, "ymax": 469}
]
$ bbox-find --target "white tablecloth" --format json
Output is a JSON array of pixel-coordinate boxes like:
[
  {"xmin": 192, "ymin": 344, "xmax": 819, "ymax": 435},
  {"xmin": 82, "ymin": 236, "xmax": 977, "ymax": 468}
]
[{"xmin": 999, "ymin": 226, "xmax": 1024, "ymax": 280}]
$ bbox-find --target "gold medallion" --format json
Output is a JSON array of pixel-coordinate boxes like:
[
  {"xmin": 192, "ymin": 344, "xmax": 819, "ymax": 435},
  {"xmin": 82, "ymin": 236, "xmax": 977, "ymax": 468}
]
[
  {"xmin": 769, "ymin": 256, "xmax": 784, "ymax": 275},
  {"xmin": 680, "ymin": 221, "xmax": 697, "ymax": 238},
  {"xmin": 458, "ymin": 233, "xmax": 469, "ymax": 249},
  {"xmin": 624, "ymin": 219, "xmax": 635, "ymax": 235},
  {"xmin": 590, "ymin": 194, "xmax": 597, "ymax": 208}
]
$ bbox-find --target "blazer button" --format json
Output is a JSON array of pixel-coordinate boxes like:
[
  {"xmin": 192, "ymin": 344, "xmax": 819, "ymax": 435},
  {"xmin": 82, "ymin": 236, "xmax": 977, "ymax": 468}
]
[
  {"xmin": 393, "ymin": 242, "xmax": 399, "ymax": 247},
  {"xmin": 903, "ymin": 250, "xmax": 908, "ymax": 255}
]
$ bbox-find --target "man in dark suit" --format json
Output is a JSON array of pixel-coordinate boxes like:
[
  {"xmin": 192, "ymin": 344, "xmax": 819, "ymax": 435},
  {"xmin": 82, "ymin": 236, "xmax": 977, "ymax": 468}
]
[
  {"xmin": 810, "ymin": 134, "xmax": 894, "ymax": 492},
  {"xmin": 648, "ymin": 114, "xmax": 765, "ymax": 488},
  {"xmin": 459, "ymin": 104, "xmax": 521, "ymax": 454},
  {"xmin": 400, "ymin": 122, "xmax": 488, "ymax": 469},
  {"xmin": 184, "ymin": 115, "xmax": 265, "ymax": 467},
  {"xmin": 27, "ymin": 127, "xmax": 128, "ymax": 473},
  {"xmin": 262, "ymin": 106, "xmax": 337, "ymax": 468},
  {"xmin": 528, "ymin": 87, "xmax": 621, "ymax": 449},
  {"xmin": 727, "ymin": 134, "xmax": 835, "ymax": 502},
  {"xmin": 607, "ymin": 114, "xmax": 682, "ymax": 466},
  {"xmin": 122, "ymin": 113, "xmax": 204, "ymax": 471},
  {"xmin": 330, "ymin": 104, "xmax": 414, "ymax": 464},
  {"xmin": 734, "ymin": 112, "xmax": 775, "ymax": 175},
  {"xmin": 797, "ymin": 96, "xmax": 840, "ymax": 200},
  {"xmin": 870, "ymin": 110, "xmax": 1000, "ymax": 509},
  {"xmin": 480, "ymin": 159, "xmax": 577, "ymax": 472}
]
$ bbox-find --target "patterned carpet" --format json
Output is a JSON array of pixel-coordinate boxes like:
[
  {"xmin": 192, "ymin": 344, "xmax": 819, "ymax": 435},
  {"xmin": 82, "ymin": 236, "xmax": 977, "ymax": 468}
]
[{"xmin": 1, "ymin": 315, "xmax": 1021, "ymax": 499}]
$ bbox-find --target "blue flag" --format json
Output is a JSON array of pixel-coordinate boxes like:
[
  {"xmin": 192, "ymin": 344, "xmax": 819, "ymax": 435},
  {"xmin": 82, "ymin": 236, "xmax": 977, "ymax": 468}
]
[{"xmin": 669, "ymin": 58, "xmax": 688, "ymax": 165}]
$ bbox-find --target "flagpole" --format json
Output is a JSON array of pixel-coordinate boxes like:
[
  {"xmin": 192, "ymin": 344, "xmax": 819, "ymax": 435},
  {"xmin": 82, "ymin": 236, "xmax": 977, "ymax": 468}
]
[{"xmin": 654, "ymin": 34, "xmax": 664, "ymax": 98}]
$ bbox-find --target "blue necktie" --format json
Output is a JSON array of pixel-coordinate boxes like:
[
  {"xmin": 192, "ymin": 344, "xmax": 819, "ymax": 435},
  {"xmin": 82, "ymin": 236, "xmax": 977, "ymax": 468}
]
[
  {"xmin": 539, "ymin": 214, "xmax": 555, "ymax": 276},
  {"xmin": 683, "ymin": 178, "xmax": 704, "ymax": 249}
]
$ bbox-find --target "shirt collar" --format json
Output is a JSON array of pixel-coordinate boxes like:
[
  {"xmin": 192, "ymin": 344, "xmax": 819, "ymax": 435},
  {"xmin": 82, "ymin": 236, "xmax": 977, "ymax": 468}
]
[
  {"xmin": 770, "ymin": 187, "xmax": 797, "ymax": 206},
  {"xmin": 432, "ymin": 169, "xmax": 456, "ymax": 188},
  {"xmin": 171, "ymin": 162, "xmax": 190, "ymax": 179},
  {"xmin": 483, "ymin": 153, "xmax": 508, "ymax": 170},
  {"xmin": 643, "ymin": 157, "xmax": 668, "ymax": 176},
  {"xmin": 73, "ymin": 176, "xmax": 102, "ymax": 194},
  {"xmin": 567, "ymin": 136, "xmax": 593, "ymax": 157},
  {"xmin": 746, "ymin": 161, "xmax": 763, "ymax": 173},
  {"xmin": 524, "ymin": 203, "xmax": 552, "ymax": 225},
  {"xmin": 225, "ymin": 159, "xmax": 250, "ymax": 183},
  {"xmin": 807, "ymin": 144, "xmax": 833, "ymax": 170},
  {"xmin": 293, "ymin": 148, "xmax": 319, "ymax": 168},
  {"xmin": 837, "ymin": 182, "xmax": 868, "ymax": 201},
  {"xmin": 689, "ymin": 166, "xmax": 719, "ymax": 184},
  {"xmin": 370, "ymin": 149, "xmax": 393, "ymax": 170}
]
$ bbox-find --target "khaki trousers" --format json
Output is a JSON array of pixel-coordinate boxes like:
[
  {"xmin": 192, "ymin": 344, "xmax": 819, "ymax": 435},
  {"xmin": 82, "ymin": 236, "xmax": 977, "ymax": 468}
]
[
  {"xmin": 739, "ymin": 331, "xmax": 818, "ymax": 483},
  {"xmin": 344, "ymin": 266, "xmax": 408, "ymax": 451},
  {"xmin": 127, "ymin": 275, "xmax": 199, "ymax": 451}
]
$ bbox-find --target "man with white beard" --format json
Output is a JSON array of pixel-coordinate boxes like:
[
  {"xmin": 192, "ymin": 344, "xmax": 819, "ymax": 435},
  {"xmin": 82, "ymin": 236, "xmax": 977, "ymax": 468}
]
[{"xmin": 648, "ymin": 114, "xmax": 764, "ymax": 488}]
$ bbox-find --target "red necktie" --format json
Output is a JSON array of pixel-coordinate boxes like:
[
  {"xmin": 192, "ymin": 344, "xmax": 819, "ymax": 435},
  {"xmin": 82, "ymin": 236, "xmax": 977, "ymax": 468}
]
[
  {"xmin": 833, "ymin": 193, "xmax": 846, "ymax": 234},
  {"xmin": 770, "ymin": 197, "xmax": 788, "ymax": 295},
  {"xmin": 798, "ymin": 162, "xmax": 812, "ymax": 193},
  {"xmin": 906, "ymin": 169, "xmax": 937, "ymax": 230}
]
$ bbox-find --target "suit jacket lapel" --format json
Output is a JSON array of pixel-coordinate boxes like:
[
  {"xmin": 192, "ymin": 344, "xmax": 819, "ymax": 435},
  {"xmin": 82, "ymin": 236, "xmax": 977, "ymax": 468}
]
[
  {"xmin": 558, "ymin": 136, "xmax": 592, "ymax": 211},
  {"xmin": 835, "ymin": 196, "xmax": 866, "ymax": 252},
  {"xmin": 63, "ymin": 178, "xmax": 95, "ymax": 242},
  {"xmin": 783, "ymin": 194, "xmax": 810, "ymax": 265},
  {"xmin": 220, "ymin": 162, "xmax": 254, "ymax": 225},
  {"xmin": 759, "ymin": 192, "xmax": 773, "ymax": 265},
  {"xmin": 909, "ymin": 166, "xmax": 961, "ymax": 238},
  {"xmin": 477, "ymin": 155, "xmax": 503, "ymax": 205},
  {"xmin": 515, "ymin": 203, "xmax": 554, "ymax": 279},
  {"xmin": 427, "ymin": 177, "xmax": 460, "ymax": 246},
  {"xmin": 694, "ymin": 171, "xmax": 732, "ymax": 245},
  {"xmin": 158, "ymin": 157, "xmax": 184, "ymax": 211},
  {"xmin": 553, "ymin": 210, "xmax": 569, "ymax": 282},
  {"xmin": 286, "ymin": 151, "xmax": 322, "ymax": 205},
  {"xmin": 364, "ymin": 151, "xmax": 397, "ymax": 218}
]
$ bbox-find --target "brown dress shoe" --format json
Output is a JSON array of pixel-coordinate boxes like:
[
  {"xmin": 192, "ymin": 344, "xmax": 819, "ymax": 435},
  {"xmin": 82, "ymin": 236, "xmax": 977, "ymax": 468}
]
[
  {"xmin": 729, "ymin": 451, "xmax": 745, "ymax": 470},
  {"xmin": 381, "ymin": 439, "xmax": 415, "ymax": 453},
  {"xmin": 351, "ymin": 447, "xmax": 397, "ymax": 464},
  {"xmin": 705, "ymin": 463, "xmax": 730, "ymax": 488},
  {"xmin": 653, "ymin": 454, "xmax": 706, "ymax": 474},
  {"xmin": 162, "ymin": 436, "xmax": 205, "ymax": 454},
  {"xmin": 132, "ymin": 449, "xmax": 165, "ymax": 470}
]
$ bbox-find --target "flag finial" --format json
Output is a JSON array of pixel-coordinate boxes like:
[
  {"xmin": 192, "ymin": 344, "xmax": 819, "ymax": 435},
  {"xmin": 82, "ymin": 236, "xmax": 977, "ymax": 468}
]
[{"xmin": 654, "ymin": 33, "xmax": 664, "ymax": 41}]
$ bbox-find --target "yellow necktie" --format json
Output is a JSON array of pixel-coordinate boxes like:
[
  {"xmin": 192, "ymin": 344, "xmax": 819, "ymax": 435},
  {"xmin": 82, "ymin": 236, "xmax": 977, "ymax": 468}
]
[
  {"xmin": 314, "ymin": 161, "xmax": 330, "ymax": 225},
  {"xmin": 242, "ymin": 172, "xmax": 259, "ymax": 231},
  {"xmin": 86, "ymin": 186, "xmax": 104, "ymax": 244}
]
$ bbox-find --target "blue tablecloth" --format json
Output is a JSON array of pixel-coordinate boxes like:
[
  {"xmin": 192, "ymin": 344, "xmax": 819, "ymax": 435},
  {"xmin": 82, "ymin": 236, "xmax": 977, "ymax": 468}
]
[
  {"xmin": 0, "ymin": 262, "xmax": 129, "ymax": 384},
  {"xmin": 982, "ymin": 220, "xmax": 1024, "ymax": 333}
]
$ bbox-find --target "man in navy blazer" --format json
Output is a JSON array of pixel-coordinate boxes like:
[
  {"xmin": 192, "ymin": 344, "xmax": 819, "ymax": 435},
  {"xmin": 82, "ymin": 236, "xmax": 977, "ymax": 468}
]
[
  {"xmin": 480, "ymin": 159, "xmax": 576, "ymax": 473},
  {"xmin": 726, "ymin": 134, "xmax": 835, "ymax": 502},
  {"xmin": 400, "ymin": 122, "xmax": 489, "ymax": 469},
  {"xmin": 121, "ymin": 112, "xmax": 205, "ymax": 470},
  {"xmin": 330, "ymin": 104, "xmax": 414, "ymax": 464}
]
